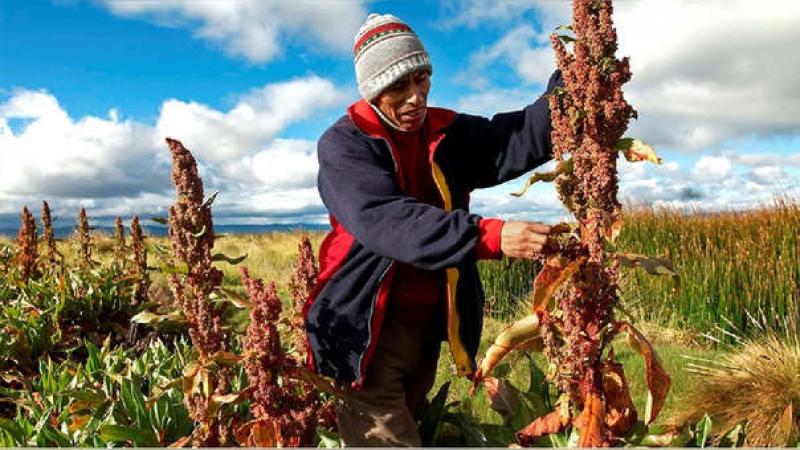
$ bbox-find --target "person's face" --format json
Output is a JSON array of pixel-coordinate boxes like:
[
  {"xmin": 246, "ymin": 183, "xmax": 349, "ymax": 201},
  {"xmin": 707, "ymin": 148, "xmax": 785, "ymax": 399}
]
[{"xmin": 374, "ymin": 70, "xmax": 431, "ymax": 132}]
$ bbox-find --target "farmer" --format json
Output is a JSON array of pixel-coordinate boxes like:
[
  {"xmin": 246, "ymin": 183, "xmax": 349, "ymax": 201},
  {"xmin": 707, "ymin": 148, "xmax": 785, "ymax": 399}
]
[{"xmin": 305, "ymin": 13, "xmax": 563, "ymax": 446}]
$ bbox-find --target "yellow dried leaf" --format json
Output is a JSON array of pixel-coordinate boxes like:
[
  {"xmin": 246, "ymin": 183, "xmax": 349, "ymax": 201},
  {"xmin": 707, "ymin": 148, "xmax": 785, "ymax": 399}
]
[
  {"xmin": 511, "ymin": 159, "xmax": 574, "ymax": 197},
  {"xmin": 473, "ymin": 313, "xmax": 543, "ymax": 383},
  {"xmin": 615, "ymin": 138, "xmax": 662, "ymax": 165},
  {"xmin": 616, "ymin": 252, "xmax": 680, "ymax": 292}
]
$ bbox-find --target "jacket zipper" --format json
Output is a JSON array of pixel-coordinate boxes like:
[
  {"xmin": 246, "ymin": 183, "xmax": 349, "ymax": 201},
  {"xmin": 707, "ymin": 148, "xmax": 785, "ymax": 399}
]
[{"xmin": 352, "ymin": 260, "xmax": 394, "ymax": 388}]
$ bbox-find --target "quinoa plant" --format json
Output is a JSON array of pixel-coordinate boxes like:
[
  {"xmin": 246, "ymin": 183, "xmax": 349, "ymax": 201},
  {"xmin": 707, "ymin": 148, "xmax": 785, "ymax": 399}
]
[
  {"xmin": 77, "ymin": 207, "xmax": 92, "ymax": 267},
  {"xmin": 164, "ymin": 137, "xmax": 230, "ymax": 445},
  {"xmin": 474, "ymin": 0, "xmax": 674, "ymax": 446},
  {"xmin": 15, "ymin": 206, "xmax": 38, "ymax": 281},
  {"xmin": 129, "ymin": 216, "xmax": 148, "ymax": 305},
  {"xmin": 41, "ymin": 201, "xmax": 58, "ymax": 267},
  {"xmin": 288, "ymin": 236, "xmax": 317, "ymax": 357},
  {"xmin": 113, "ymin": 216, "xmax": 126, "ymax": 264}
]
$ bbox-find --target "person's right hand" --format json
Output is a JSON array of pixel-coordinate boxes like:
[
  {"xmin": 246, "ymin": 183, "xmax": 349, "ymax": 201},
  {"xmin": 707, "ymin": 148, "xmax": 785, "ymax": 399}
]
[{"xmin": 500, "ymin": 221, "xmax": 556, "ymax": 259}]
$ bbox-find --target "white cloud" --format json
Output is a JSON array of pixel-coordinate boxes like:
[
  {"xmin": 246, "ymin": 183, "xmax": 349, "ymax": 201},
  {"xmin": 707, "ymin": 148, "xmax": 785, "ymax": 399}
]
[
  {"xmin": 220, "ymin": 139, "xmax": 318, "ymax": 191},
  {"xmin": 440, "ymin": 0, "xmax": 569, "ymax": 30},
  {"xmin": 0, "ymin": 76, "xmax": 346, "ymax": 223},
  {"xmin": 155, "ymin": 76, "xmax": 345, "ymax": 162},
  {"xmin": 451, "ymin": 0, "xmax": 800, "ymax": 151},
  {"xmin": 100, "ymin": 0, "xmax": 368, "ymax": 63},
  {"xmin": 457, "ymin": 25, "xmax": 555, "ymax": 90},
  {"xmin": 0, "ymin": 89, "xmax": 164, "ymax": 203},
  {"xmin": 692, "ymin": 156, "xmax": 733, "ymax": 182}
]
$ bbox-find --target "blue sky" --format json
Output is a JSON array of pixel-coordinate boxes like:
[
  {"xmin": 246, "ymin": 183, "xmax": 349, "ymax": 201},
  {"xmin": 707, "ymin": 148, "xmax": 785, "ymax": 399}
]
[{"xmin": 1, "ymin": 0, "xmax": 799, "ymax": 233}]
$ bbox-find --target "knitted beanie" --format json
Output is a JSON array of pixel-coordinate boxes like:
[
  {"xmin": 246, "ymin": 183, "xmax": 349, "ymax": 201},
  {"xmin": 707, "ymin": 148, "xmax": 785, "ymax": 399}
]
[{"xmin": 353, "ymin": 13, "xmax": 432, "ymax": 101}]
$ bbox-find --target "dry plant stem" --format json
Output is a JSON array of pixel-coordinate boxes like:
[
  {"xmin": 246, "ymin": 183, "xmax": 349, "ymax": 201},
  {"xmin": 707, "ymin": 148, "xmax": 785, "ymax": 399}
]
[
  {"xmin": 77, "ymin": 207, "xmax": 92, "ymax": 267},
  {"xmin": 16, "ymin": 206, "xmax": 38, "ymax": 281},
  {"xmin": 542, "ymin": 0, "xmax": 634, "ymax": 445},
  {"xmin": 130, "ymin": 216, "xmax": 148, "ymax": 305},
  {"xmin": 165, "ymin": 138, "xmax": 227, "ymax": 445},
  {"xmin": 41, "ymin": 201, "xmax": 57, "ymax": 267}
]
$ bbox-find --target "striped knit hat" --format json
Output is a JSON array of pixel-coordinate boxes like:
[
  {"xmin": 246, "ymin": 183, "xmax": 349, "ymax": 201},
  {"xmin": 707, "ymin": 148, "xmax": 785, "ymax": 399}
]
[{"xmin": 353, "ymin": 13, "xmax": 432, "ymax": 101}]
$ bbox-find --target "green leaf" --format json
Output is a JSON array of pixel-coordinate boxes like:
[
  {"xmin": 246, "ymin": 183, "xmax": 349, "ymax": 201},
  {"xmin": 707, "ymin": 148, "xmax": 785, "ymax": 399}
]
[
  {"xmin": 718, "ymin": 421, "xmax": 745, "ymax": 447},
  {"xmin": 317, "ymin": 429, "xmax": 342, "ymax": 448},
  {"xmin": 216, "ymin": 287, "xmax": 252, "ymax": 309},
  {"xmin": 131, "ymin": 309, "xmax": 185, "ymax": 325},
  {"xmin": 100, "ymin": 424, "xmax": 159, "ymax": 447},
  {"xmin": 158, "ymin": 263, "xmax": 189, "ymax": 276},
  {"xmin": 543, "ymin": 87, "xmax": 567, "ymax": 99},
  {"xmin": 211, "ymin": 252, "xmax": 247, "ymax": 265},
  {"xmin": 202, "ymin": 191, "xmax": 220, "ymax": 209},
  {"xmin": 557, "ymin": 34, "xmax": 576, "ymax": 44},
  {"xmin": 695, "ymin": 414, "xmax": 713, "ymax": 448},
  {"xmin": 555, "ymin": 24, "xmax": 574, "ymax": 31},
  {"xmin": 149, "ymin": 216, "xmax": 168, "ymax": 225},
  {"xmin": 0, "ymin": 418, "xmax": 23, "ymax": 445},
  {"xmin": 419, "ymin": 381, "xmax": 451, "ymax": 446},
  {"xmin": 566, "ymin": 426, "xmax": 580, "ymax": 447}
]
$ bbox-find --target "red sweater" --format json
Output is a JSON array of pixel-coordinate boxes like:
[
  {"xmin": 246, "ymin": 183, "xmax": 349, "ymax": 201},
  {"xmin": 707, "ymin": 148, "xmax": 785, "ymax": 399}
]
[{"xmin": 386, "ymin": 124, "xmax": 504, "ymax": 323}]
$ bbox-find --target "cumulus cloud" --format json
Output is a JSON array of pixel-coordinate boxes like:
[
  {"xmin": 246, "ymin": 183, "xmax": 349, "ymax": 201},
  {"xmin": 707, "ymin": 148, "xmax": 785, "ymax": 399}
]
[
  {"xmin": 457, "ymin": 25, "xmax": 555, "ymax": 91},
  {"xmin": 450, "ymin": 0, "xmax": 800, "ymax": 151},
  {"xmin": 692, "ymin": 156, "xmax": 733, "ymax": 183},
  {"xmin": 0, "ymin": 89, "xmax": 166, "ymax": 204},
  {"xmin": 220, "ymin": 139, "xmax": 318, "ymax": 191},
  {"xmin": 440, "ymin": 0, "xmax": 569, "ymax": 29},
  {"xmin": 155, "ymin": 76, "xmax": 345, "ymax": 162},
  {"xmin": 0, "ymin": 76, "xmax": 346, "ymax": 224},
  {"xmin": 100, "ymin": 0, "xmax": 368, "ymax": 63}
]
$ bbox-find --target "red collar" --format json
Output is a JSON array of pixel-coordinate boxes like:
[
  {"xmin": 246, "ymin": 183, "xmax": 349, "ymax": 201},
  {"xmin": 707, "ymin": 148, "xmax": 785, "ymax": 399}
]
[{"xmin": 346, "ymin": 99, "xmax": 457, "ymax": 145}]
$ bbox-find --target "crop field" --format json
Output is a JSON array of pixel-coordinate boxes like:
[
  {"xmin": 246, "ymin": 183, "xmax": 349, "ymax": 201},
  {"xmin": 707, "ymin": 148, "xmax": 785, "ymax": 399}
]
[{"xmin": 1, "ymin": 194, "xmax": 797, "ymax": 447}]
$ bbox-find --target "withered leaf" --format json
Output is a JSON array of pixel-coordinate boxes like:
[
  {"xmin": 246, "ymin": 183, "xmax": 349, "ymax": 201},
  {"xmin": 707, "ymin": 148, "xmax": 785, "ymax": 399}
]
[
  {"xmin": 473, "ymin": 313, "xmax": 543, "ymax": 384},
  {"xmin": 532, "ymin": 256, "xmax": 585, "ymax": 312},
  {"xmin": 616, "ymin": 322, "xmax": 671, "ymax": 424},
  {"xmin": 615, "ymin": 138, "xmax": 662, "ymax": 165},
  {"xmin": 516, "ymin": 411, "xmax": 570, "ymax": 446},
  {"xmin": 574, "ymin": 391, "xmax": 608, "ymax": 447},
  {"xmin": 511, "ymin": 159, "xmax": 574, "ymax": 197},
  {"xmin": 615, "ymin": 252, "xmax": 680, "ymax": 292}
]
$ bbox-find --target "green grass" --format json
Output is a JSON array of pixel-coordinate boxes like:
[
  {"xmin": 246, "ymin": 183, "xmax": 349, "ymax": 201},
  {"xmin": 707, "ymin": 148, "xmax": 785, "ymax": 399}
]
[
  {"xmin": 431, "ymin": 315, "xmax": 717, "ymax": 429},
  {"xmin": 616, "ymin": 199, "xmax": 799, "ymax": 340}
]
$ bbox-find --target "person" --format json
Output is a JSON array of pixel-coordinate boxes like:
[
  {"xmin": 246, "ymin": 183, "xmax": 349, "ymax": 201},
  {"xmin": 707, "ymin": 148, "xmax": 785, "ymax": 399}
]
[{"xmin": 303, "ymin": 13, "xmax": 563, "ymax": 447}]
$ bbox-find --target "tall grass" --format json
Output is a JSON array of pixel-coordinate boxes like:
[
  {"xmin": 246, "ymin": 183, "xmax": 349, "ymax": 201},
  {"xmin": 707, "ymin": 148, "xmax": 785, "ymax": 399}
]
[
  {"xmin": 478, "ymin": 199, "xmax": 799, "ymax": 341},
  {"xmin": 617, "ymin": 199, "xmax": 799, "ymax": 340}
]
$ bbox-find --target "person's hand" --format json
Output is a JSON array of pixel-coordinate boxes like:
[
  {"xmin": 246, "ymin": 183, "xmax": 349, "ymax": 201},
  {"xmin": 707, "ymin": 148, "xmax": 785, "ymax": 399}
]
[{"xmin": 500, "ymin": 221, "xmax": 557, "ymax": 259}]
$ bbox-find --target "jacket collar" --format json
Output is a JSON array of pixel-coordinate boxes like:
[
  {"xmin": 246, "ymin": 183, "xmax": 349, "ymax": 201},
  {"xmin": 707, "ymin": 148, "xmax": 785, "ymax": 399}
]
[{"xmin": 347, "ymin": 99, "xmax": 457, "ymax": 145}]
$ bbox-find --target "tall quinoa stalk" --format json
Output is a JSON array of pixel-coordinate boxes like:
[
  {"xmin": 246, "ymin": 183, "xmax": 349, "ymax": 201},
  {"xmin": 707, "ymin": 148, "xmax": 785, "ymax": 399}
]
[
  {"xmin": 165, "ymin": 137, "xmax": 228, "ymax": 445},
  {"xmin": 543, "ymin": 0, "xmax": 631, "ymax": 439},
  {"xmin": 41, "ymin": 201, "xmax": 57, "ymax": 267},
  {"xmin": 475, "ymin": 0, "xmax": 674, "ymax": 446},
  {"xmin": 288, "ymin": 236, "xmax": 317, "ymax": 357},
  {"xmin": 114, "ymin": 216, "xmax": 126, "ymax": 264},
  {"xmin": 16, "ymin": 206, "xmax": 38, "ymax": 281},
  {"xmin": 129, "ymin": 216, "xmax": 148, "ymax": 305},
  {"xmin": 77, "ymin": 207, "xmax": 92, "ymax": 267}
]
